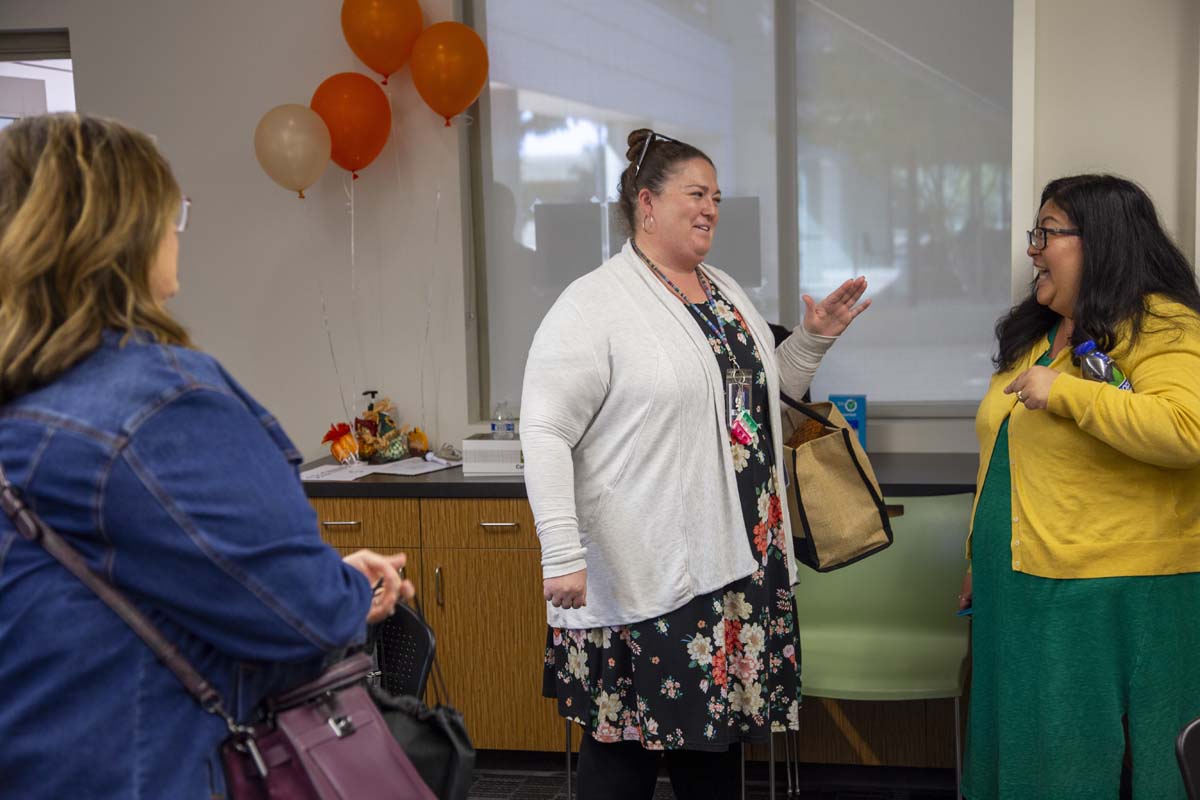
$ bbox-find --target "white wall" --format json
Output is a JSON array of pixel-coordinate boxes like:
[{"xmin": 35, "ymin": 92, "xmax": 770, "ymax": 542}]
[
  {"xmin": 0, "ymin": 60, "xmax": 75, "ymax": 112},
  {"xmin": 1, "ymin": 1, "xmax": 1197, "ymax": 458},
  {"xmin": 0, "ymin": 74, "xmax": 45, "ymax": 118},
  {"xmin": 0, "ymin": 0, "xmax": 477, "ymax": 462},
  {"xmin": 1033, "ymin": 0, "xmax": 1199, "ymax": 257}
]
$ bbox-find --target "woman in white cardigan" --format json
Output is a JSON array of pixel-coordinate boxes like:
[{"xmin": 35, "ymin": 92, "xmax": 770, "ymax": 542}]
[{"xmin": 522, "ymin": 129, "xmax": 870, "ymax": 797}]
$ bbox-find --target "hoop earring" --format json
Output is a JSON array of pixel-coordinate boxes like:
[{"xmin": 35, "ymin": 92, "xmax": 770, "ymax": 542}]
[{"xmin": 642, "ymin": 215, "xmax": 655, "ymax": 234}]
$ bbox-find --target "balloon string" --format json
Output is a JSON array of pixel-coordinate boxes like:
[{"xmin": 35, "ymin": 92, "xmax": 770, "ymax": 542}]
[
  {"xmin": 377, "ymin": 82, "xmax": 392, "ymax": 401},
  {"xmin": 422, "ymin": 185, "xmax": 442, "ymax": 444},
  {"xmin": 309, "ymin": 201, "xmax": 353, "ymax": 430},
  {"xmin": 388, "ymin": 84, "xmax": 424, "ymax": 434},
  {"xmin": 344, "ymin": 175, "xmax": 367, "ymax": 406},
  {"xmin": 319, "ymin": 272, "xmax": 354, "ymax": 430}
]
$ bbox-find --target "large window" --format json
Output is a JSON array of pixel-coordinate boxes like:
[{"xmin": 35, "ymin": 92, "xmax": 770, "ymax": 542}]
[
  {"xmin": 0, "ymin": 30, "xmax": 75, "ymax": 123},
  {"xmin": 0, "ymin": 58, "xmax": 75, "ymax": 115},
  {"xmin": 468, "ymin": 0, "xmax": 1012, "ymax": 415},
  {"xmin": 794, "ymin": 1, "xmax": 1012, "ymax": 404}
]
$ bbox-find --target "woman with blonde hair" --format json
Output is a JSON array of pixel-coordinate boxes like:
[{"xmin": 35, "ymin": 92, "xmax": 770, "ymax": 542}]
[{"xmin": 0, "ymin": 113, "xmax": 413, "ymax": 798}]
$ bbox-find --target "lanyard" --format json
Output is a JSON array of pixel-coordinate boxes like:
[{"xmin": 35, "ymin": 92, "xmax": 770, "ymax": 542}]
[{"xmin": 631, "ymin": 240, "xmax": 745, "ymax": 369}]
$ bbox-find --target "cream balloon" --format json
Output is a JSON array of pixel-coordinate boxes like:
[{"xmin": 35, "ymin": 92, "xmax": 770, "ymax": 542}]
[{"xmin": 253, "ymin": 104, "xmax": 332, "ymax": 198}]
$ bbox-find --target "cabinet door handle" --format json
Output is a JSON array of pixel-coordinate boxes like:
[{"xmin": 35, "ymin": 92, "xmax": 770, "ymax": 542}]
[
  {"xmin": 321, "ymin": 521, "xmax": 362, "ymax": 528},
  {"xmin": 478, "ymin": 521, "xmax": 518, "ymax": 529},
  {"xmin": 434, "ymin": 566, "xmax": 444, "ymax": 607}
]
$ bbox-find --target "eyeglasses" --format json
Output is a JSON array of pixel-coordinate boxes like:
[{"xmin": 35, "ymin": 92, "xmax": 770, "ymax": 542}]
[
  {"xmin": 175, "ymin": 196, "xmax": 191, "ymax": 234},
  {"xmin": 1026, "ymin": 226, "xmax": 1079, "ymax": 250},
  {"xmin": 633, "ymin": 132, "xmax": 680, "ymax": 177}
]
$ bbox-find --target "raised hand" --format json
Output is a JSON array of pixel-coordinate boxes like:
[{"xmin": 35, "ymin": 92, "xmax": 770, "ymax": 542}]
[{"xmin": 802, "ymin": 276, "xmax": 871, "ymax": 337}]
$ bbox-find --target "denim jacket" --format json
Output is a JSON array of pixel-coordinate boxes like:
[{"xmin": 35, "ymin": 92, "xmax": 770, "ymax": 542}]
[{"xmin": 0, "ymin": 331, "xmax": 371, "ymax": 799}]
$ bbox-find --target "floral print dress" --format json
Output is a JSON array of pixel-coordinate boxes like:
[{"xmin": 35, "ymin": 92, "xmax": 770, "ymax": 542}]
[{"xmin": 541, "ymin": 276, "xmax": 802, "ymax": 751}]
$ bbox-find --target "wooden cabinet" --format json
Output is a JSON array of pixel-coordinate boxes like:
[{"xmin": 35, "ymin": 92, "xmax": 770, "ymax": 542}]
[
  {"xmin": 311, "ymin": 493, "xmax": 957, "ymax": 765},
  {"xmin": 310, "ymin": 496, "xmax": 424, "ymax": 606},
  {"xmin": 744, "ymin": 697, "xmax": 958, "ymax": 768},
  {"xmin": 419, "ymin": 497, "xmax": 561, "ymax": 749},
  {"xmin": 309, "ymin": 497, "xmax": 419, "ymax": 551},
  {"xmin": 312, "ymin": 494, "xmax": 561, "ymax": 751},
  {"xmin": 421, "ymin": 498, "xmax": 536, "ymax": 549},
  {"xmin": 421, "ymin": 547, "xmax": 562, "ymax": 750}
]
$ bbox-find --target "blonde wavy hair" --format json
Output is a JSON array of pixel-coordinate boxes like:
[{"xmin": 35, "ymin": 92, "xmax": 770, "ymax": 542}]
[{"xmin": 0, "ymin": 113, "xmax": 190, "ymax": 403}]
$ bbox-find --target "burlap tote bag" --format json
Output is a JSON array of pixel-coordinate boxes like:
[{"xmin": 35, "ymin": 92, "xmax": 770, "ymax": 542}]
[{"xmin": 781, "ymin": 396, "xmax": 892, "ymax": 571}]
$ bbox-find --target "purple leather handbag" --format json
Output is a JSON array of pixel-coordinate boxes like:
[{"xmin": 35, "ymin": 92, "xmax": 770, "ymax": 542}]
[
  {"xmin": 0, "ymin": 465, "xmax": 435, "ymax": 800},
  {"xmin": 220, "ymin": 654, "xmax": 436, "ymax": 800}
]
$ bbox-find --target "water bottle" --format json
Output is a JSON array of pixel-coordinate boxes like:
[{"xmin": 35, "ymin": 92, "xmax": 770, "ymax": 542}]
[
  {"xmin": 1073, "ymin": 340, "xmax": 1133, "ymax": 391},
  {"xmin": 490, "ymin": 401, "xmax": 518, "ymax": 439}
]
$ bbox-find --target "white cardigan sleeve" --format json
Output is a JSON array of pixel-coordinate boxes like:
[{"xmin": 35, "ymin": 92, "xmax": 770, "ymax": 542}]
[
  {"xmin": 775, "ymin": 325, "xmax": 838, "ymax": 400},
  {"xmin": 520, "ymin": 297, "xmax": 610, "ymax": 580}
]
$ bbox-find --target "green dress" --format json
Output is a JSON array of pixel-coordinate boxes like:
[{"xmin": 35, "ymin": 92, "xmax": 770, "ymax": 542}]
[{"xmin": 963, "ymin": 326, "xmax": 1200, "ymax": 799}]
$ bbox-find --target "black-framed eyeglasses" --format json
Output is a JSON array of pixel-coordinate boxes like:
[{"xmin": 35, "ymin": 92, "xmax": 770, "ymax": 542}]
[
  {"xmin": 1026, "ymin": 226, "xmax": 1079, "ymax": 250},
  {"xmin": 175, "ymin": 196, "xmax": 191, "ymax": 234},
  {"xmin": 633, "ymin": 132, "xmax": 680, "ymax": 177}
]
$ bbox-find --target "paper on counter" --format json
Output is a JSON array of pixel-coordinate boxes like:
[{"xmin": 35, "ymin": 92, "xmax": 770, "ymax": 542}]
[
  {"xmin": 370, "ymin": 457, "xmax": 456, "ymax": 476},
  {"xmin": 300, "ymin": 457, "xmax": 458, "ymax": 481},
  {"xmin": 300, "ymin": 462, "xmax": 377, "ymax": 482}
]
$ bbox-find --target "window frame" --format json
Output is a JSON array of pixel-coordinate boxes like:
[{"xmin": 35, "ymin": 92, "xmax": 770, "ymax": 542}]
[{"xmin": 460, "ymin": 1, "xmax": 1036, "ymax": 431}]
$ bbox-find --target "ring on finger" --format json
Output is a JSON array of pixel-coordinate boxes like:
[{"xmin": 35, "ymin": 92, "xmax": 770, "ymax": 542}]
[{"xmin": 1017, "ymin": 390, "xmax": 1025, "ymax": 402}]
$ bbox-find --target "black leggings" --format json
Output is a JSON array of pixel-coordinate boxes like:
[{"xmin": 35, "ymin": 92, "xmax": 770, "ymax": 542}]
[{"xmin": 576, "ymin": 736, "xmax": 741, "ymax": 800}]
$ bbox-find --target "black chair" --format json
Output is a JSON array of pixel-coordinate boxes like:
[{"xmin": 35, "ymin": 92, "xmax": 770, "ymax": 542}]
[
  {"xmin": 371, "ymin": 601, "xmax": 436, "ymax": 699},
  {"xmin": 1179, "ymin": 716, "xmax": 1200, "ymax": 799}
]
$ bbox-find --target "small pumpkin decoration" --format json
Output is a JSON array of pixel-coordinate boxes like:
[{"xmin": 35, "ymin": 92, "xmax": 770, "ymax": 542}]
[
  {"xmin": 404, "ymin": 425, "xmax": 430, "ymax": 457},
  {"xmin": 322, "ymin": 422, "xmax": 360, "ymax": 464}
]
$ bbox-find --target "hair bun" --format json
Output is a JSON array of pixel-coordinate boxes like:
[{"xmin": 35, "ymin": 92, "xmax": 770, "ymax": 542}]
[{"xmin": 625, "ymin": 128, "xmax": 654, "ymax": 163}]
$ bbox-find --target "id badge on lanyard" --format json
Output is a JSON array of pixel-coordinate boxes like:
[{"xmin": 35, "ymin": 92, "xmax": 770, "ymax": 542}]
[
  {"xmin": 726, "ymin": 368, "xmax": 752, "ymax": 427},
  {"xmin": 727, "ymin": 368, "xmax": 759, "ymax": 445}
]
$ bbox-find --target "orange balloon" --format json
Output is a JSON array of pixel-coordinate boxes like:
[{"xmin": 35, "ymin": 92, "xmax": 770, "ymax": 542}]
[
  {"xmin": 341, "ymin": 0, "xmax": 424, "ymax": 84},
  {"xmin": 409, "ymin": 22, "xmax": 489, "ymax": 126},
  {"xmin": 310, "ymin": 72, "xmax": 392, "ymax": 176}
]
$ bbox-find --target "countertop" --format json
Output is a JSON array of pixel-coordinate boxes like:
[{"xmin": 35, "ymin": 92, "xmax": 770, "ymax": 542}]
[{"xmin": 302, "ymin": 452, "xmax": 978, "ymax": 499}]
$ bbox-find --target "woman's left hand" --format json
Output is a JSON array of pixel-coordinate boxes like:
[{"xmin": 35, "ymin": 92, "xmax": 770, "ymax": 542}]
[
  {"xmin": 802, "ymin": 277, "xmax": 871, "ymax": 337},
  {"xmin": 343, "ymin": 549, "xmax": 416, "ymax": 624},
  {"xmin": 1004, "ymin": 366, "xmax": 1061, "ymax": 411}
]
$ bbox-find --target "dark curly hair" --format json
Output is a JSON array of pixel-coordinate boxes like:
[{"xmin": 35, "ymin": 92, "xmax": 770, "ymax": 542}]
[{"xmin": 993, "ymin": 174, "xmax": 1200, "ymax": 372}]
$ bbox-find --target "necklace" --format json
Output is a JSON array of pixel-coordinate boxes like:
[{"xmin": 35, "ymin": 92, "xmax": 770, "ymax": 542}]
[
  {"xmin": 631, "ymin": 240, "xmax": 744, "ymax": 369},
  {"xmin": 632, "ymin": 240, "xmax": 759, "ymax": 441}
]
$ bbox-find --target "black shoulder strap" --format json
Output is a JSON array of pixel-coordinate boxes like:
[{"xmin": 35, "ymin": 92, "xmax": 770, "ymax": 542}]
[
  {"xmin": 780, "ymin": 392, "xmax": 838, "ymax": 428},
  {"xmin": 409, "ymin": 595, "xmax": 453, "ymax": 706}
]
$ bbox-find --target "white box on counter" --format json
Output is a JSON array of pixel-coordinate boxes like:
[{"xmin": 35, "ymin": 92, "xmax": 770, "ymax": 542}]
[{"xmin": 461, "ymin": 433, "xmax": 524, "ymax": 476}]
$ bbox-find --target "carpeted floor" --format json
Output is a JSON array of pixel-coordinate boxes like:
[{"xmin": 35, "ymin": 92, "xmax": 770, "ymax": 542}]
[{"xmin": 465, "ymin": 758, "xmax": 957, "ymax": 799}]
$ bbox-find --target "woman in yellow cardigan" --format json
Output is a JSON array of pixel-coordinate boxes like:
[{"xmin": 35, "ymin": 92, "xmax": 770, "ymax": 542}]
[{"xmin": 960, "ymin": 174, "xmax": 1200, "ymax": 800}]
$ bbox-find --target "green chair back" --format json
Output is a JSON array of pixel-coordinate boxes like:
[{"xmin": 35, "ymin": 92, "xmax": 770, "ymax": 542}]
[{"xmin": 793, "ymin": 492, "xmax": 973, "ymax": 700}]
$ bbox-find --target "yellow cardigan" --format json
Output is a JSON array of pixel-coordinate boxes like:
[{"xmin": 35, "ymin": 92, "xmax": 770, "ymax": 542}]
[{"xmin": 968, "ymin": 299, "xmax": 1200, "ymax": 578}]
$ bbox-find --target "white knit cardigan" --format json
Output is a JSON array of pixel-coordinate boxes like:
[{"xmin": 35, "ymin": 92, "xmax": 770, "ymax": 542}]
[{"xmin": 521, "ymin": 240, "xmax": 836, "ymax": 628}]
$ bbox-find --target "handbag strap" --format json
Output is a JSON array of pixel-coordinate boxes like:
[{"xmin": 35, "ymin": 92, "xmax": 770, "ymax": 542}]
[
  {"xmin": 0, "ymin": 462, "xmax": 240, "ymax": 730},
  {"xmin": 780, "ymin": 391, "xmax": 839, "ymax": 429},
  {"xmin": 409, "ymin": 595, "xmax": 453, "ymax": 707}
]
